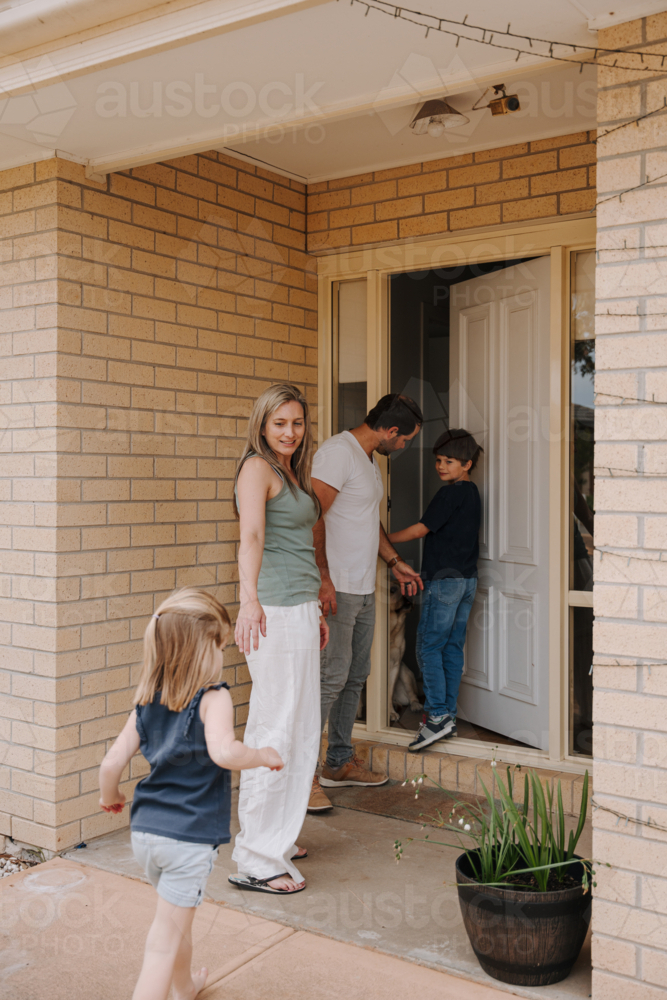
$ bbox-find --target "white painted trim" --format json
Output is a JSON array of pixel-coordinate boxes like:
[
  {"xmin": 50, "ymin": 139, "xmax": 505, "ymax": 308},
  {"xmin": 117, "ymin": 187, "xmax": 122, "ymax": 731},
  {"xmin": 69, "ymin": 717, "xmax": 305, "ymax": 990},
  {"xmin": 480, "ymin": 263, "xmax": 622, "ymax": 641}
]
[
  {"xmin": 0, "ymin": 0, "xmax": 330, "ymax": 97},
  {"xmin": 569, "ymin": 590, "xmax": 594, "ymax": 607},
  {"xmin": 215, "ymin": 146, "xmax": 307, "ymax": 183},
  {"xmin": 550, "ymin": 246, "xmax": 567, "ymax": 762},
  {"xmin": 588, "ymin": 2, "xmax": 667, "ymax": 29},
  {"xmin": 0, "ymin": 145, "xmax": 86, "ymax": 171}
]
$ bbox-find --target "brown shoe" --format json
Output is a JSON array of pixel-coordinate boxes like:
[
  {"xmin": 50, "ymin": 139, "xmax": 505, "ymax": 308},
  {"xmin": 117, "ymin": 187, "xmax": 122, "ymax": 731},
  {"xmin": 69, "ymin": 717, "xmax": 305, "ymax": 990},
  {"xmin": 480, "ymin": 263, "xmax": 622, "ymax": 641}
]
[
  {"xmin": 319, "ymin": 754, "xmax": 388, "ymax": 788},
  {"xmin": 307, "ymin": 775, "xmax": 333, "ymax": 813}
]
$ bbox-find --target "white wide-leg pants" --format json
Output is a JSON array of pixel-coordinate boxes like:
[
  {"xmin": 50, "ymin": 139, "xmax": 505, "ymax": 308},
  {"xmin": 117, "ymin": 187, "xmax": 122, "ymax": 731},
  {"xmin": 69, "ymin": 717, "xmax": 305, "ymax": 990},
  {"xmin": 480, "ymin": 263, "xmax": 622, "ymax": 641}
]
[{"xmin": 232, "ymin": 601, "xmax": 320, "ymax": 882}]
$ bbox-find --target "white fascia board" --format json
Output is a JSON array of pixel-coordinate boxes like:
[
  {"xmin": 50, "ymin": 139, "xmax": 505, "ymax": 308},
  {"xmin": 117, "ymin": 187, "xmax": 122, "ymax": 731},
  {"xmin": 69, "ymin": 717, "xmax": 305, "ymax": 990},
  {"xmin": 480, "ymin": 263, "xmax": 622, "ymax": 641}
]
[
  {"xmin": 0, "ymin": 0, "xmax": 330, "ymax": 97},
  {"xmin": 588, "ymin": 2, "xmax": 667, "ymax": 29}
]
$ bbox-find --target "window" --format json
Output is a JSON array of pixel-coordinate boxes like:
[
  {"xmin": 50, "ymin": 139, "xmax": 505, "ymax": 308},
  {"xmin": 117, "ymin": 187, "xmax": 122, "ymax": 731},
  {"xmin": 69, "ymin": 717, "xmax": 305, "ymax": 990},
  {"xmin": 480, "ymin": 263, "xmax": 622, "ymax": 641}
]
[
  {"xmin": 569, "ymin": 249, "xmax": 595, "ymax": 756},
  {"xmin": 333, "ymin": 280, "xmax": 367, "ymax": 434}
]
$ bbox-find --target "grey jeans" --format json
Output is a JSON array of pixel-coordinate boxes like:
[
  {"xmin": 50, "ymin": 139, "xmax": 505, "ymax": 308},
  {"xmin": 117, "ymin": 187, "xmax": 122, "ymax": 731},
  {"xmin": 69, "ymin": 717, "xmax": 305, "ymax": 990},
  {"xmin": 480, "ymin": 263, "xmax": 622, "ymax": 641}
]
[{"xmin": 320, "ymin": 591, "xmax": 375, "ymax": 770}]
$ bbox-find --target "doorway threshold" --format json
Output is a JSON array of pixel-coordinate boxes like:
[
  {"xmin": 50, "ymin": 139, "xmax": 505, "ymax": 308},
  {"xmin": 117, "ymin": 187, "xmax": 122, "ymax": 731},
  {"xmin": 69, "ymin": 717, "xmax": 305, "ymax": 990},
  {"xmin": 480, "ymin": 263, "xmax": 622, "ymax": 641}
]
[
  {"xmin": 390, "ymin": 709, "xmax": 537, "ymax": 749},
  {"xmin": 353, "ymin": 726, "xmax": 591, "ymax": 775}
]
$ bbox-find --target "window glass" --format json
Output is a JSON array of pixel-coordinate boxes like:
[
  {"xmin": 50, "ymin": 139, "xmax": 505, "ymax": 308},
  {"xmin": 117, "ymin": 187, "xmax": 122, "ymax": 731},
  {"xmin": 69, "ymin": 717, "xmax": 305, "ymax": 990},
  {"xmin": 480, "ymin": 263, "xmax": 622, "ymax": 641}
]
[
  {"xmin": 334, "ymin": 280, "xmax": 367, "ymax": 434},
  {"xmin": 571, "ymin": 250, "xmax": 595, "ymax": 592},
  {"xmin": 570, "ymin": 249, "xmax": 595, "ymax": 756}
]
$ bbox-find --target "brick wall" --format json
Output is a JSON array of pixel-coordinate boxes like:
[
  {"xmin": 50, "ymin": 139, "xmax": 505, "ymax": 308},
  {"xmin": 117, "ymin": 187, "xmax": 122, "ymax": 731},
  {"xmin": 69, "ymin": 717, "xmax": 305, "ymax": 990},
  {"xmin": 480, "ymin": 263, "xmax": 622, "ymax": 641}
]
[
  {"xmin": 0, "ymin": 153, "xmax": 317, "ymax": 852},
  {"xmin": 307, "ymin": 131, "xmax": 596, "ymax": 252},
  {"xmin": 593, "ymin": 14, "xmax": 667, "ymax": 999}
]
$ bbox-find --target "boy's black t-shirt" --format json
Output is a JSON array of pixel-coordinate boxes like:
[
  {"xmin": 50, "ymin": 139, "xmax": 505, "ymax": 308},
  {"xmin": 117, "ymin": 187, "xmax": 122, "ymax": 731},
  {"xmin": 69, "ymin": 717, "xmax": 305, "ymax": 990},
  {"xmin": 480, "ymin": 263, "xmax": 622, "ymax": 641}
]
[{"xmin": 419, "ymin": 480, "xmax": 481, "ymax": 580}]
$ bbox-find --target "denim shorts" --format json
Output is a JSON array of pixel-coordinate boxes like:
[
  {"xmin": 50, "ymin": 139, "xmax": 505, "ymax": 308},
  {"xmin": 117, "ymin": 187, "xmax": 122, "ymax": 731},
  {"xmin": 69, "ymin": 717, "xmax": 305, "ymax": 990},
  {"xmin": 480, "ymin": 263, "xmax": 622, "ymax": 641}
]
[{"xmin": 131, "ymin": 831, "xmax": 218, "ymax": 908}]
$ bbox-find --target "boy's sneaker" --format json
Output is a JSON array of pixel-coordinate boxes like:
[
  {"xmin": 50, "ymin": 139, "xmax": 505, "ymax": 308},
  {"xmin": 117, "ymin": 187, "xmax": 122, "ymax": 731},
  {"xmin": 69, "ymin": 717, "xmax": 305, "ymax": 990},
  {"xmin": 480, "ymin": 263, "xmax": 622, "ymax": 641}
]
[
  {"xmin": 408, "ymin": 714, "xmax": 455, "ymax": 752},
  {"xmin": 444, "ymin": 721, "xmax": 458, "ymax": 739}
]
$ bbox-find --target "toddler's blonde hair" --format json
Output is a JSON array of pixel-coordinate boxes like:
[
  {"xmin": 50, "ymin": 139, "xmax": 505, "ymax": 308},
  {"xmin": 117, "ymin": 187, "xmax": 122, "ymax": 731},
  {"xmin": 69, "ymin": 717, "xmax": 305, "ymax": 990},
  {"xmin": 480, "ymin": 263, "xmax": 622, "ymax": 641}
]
[{"xmin": 135, "ymin": 588, "xmax": 231, "ymax": 712}]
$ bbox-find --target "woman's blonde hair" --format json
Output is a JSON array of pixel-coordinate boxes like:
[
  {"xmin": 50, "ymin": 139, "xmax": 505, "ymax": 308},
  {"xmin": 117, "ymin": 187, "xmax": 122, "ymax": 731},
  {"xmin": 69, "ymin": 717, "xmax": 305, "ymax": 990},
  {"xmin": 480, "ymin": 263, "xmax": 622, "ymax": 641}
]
[
  {"xmin": 134, "ymin": 588, "xmax": 232, "ymax": 712},
  {"xmin": 233, "ymin": 382, "xmax": 320, "ymax": 517}
]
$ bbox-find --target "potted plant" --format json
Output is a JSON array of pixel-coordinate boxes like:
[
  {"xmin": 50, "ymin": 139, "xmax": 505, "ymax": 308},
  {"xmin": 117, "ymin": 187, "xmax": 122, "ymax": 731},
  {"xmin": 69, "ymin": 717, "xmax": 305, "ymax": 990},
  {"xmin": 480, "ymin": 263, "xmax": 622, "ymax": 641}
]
[{"xmin": 395, "ymin": 766, "xmax": 592, "ymax": 987}]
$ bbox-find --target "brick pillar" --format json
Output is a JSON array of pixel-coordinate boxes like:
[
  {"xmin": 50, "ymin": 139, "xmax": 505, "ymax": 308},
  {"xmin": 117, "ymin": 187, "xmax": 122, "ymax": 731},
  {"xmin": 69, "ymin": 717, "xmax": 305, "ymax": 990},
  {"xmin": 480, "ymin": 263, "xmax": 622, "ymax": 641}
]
[
  {"xmin": 594, "ymin": 14, "xmax": 667, "ymax": 998},
  {"xmin": 0, "ymin": 162, "xmax": 86, "ymax": 853}
]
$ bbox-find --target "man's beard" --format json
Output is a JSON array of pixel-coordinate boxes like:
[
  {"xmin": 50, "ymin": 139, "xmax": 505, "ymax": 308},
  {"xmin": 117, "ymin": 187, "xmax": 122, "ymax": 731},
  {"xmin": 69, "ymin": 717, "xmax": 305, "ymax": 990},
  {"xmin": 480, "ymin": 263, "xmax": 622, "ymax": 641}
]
[{"xmin": 377, "ymin": 440, "xmax": 402, "ymax": 456}]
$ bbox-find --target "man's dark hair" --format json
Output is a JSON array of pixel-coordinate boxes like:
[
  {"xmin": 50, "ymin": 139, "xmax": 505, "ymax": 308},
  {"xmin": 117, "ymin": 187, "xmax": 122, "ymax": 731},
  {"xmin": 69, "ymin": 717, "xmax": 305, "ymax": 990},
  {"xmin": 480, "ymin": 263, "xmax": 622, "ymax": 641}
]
[
  {"xmin": 432, "ymin": 428, "xmax": 483, "ymax": 470},
  {"xmin": 364, "ymin": 394, "xmax": 423, "ymax": 436}
]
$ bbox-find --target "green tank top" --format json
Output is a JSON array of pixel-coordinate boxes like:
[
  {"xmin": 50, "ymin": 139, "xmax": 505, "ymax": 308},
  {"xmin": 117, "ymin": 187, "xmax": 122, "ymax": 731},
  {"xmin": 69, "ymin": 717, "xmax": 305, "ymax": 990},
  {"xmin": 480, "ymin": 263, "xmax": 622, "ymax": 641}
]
[{"xmin": 236, "ymin": 457, "xmax": 321, "ymax": 607}]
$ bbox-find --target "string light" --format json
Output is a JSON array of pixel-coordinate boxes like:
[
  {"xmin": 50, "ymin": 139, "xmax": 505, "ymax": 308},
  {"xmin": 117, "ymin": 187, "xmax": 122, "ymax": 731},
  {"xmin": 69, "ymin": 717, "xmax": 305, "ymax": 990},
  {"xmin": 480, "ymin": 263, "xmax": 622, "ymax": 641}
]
[
  {"xmin": 594, "ymin": 466, "xmax": 667, "ymax": 478},
  {"xmin": 595, "ymin": 546, "xmax": 667, "ymax": 565},
  {"xmin": 596, "ymin": 169, "xmax": 667, "ymax": 208},
  {"xmin": 595, "ymin": 97, "xmax": 667, "ymax": 145},
  {"xmin": 592, "ymin": 799, "xmax": 667, "ymax": 834},
  {"xmin": 595, "ymin": 391, "xmax": 667, "ymax": 405},
  {"xmin": 341, "ymin": 0, "xmax": 667, "ymax": 74}
]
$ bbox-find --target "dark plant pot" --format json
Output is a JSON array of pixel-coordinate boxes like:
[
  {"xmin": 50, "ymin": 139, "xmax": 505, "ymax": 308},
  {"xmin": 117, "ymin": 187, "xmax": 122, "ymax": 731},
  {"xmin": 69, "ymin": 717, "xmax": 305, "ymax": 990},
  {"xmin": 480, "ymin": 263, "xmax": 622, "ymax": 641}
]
[{"xmin": 455, "ymin": 852, "xmax": 591, "ymax": 987}]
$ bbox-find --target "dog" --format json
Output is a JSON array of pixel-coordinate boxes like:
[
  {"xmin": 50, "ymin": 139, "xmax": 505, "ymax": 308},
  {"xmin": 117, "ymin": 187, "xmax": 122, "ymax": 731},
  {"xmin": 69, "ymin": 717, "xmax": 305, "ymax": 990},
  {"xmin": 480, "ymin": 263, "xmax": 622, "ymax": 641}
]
[
  {"xmin": 354, "ymin": 583, "xmax": 423, "ymax": 721},
  {"xmin": 388, "ymin": 583, "xmax": 422, "ymax": 722}
]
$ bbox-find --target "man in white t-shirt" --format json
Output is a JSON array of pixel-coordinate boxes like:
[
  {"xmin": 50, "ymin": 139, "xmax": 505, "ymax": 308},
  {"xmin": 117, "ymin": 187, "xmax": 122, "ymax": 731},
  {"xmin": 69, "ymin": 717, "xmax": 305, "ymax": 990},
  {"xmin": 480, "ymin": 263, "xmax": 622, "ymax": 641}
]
[{"xmin": 307, "ymin": 394, "xmax": 424, "ymax": 812}]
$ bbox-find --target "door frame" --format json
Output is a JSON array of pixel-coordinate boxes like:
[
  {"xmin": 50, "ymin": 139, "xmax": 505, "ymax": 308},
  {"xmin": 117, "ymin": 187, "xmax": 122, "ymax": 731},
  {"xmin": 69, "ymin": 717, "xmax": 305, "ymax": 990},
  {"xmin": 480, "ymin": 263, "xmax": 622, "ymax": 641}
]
[{"xmin": 317, "ymin": 215, "xmax": 596, "ymax": 772}]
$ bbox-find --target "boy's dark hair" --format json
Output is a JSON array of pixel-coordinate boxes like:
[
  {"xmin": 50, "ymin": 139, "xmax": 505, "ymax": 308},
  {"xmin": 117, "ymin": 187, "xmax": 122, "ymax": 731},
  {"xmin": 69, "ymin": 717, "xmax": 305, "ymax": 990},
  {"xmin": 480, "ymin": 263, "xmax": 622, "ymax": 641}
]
[
  {"xmin": 364, "ymin": 394, "xmax": 423, "ymax": 436},
  {"xmin": 433, "ymin": 428, "xmax": 483, "ymax": 470}
]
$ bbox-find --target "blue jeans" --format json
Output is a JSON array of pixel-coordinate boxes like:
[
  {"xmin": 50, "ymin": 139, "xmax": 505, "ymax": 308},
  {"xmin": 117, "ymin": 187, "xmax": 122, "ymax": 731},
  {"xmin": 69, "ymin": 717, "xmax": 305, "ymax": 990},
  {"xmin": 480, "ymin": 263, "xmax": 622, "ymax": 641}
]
[{"xmin": 416, "ymin": 578, "xmax": 477, "ymax": 718}]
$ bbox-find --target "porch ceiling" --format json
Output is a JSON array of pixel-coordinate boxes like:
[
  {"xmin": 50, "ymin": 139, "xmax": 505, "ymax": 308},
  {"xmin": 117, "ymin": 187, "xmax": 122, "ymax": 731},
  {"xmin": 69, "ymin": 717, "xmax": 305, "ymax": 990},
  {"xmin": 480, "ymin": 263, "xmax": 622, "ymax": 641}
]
[{"xmin": 0, "ymin": 0, "xmax": 654, "ymax": 181}]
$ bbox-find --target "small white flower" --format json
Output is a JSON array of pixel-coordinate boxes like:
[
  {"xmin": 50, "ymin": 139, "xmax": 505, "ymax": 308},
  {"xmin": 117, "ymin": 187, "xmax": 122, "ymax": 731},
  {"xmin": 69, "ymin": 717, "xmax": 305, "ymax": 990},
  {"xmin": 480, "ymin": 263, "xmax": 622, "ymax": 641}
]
[
  {"xmin": 458, "ymin": 818, "xmax": 464, "ymax": 826},
  {"xmin": 464, "ymin": 823, "xmax": 471, "ymax": 831},
  {"xmin": 491, "ymin": 760, "xmax": 497, "ymax": 767},
  {"xmin": 402, "ymin": 781, "xmax": 407, "ymax": 786},
  {"xmin": 418, "ymin": 776, "xmax": 424, "ymax": 784}
]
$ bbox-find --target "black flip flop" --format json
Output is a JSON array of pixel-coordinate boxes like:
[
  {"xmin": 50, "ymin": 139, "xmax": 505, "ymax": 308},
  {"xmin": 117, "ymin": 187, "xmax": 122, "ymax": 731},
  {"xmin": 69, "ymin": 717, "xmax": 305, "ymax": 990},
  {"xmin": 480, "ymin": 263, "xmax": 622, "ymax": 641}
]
[
  {"xmin": 228, "ymin": 873, "xmax": 306, "ymax": 895},
  {"xmin": 291, "ymin": 849, "xmax": 308, "ymax": 860}
]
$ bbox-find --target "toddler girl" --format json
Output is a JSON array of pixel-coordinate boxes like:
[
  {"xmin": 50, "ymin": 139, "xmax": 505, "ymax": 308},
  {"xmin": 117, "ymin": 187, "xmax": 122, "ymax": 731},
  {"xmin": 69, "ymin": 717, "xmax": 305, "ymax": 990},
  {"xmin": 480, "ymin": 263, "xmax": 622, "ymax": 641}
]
[{"xmin": 98, "ymin": 587, "xmax": 282, "ymax": 1000}]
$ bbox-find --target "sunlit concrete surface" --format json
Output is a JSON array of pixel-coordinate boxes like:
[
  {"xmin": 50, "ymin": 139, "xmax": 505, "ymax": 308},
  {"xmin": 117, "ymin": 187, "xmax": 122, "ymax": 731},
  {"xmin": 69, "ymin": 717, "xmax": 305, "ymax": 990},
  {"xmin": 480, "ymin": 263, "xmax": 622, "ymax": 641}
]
[
  {"xmin": 4, "ymin": 856, "xmax": 511, "ymax": 1000},
  {"xmin": 57, "ymin": 792, "xmax": 592, "ymax": 1000}
]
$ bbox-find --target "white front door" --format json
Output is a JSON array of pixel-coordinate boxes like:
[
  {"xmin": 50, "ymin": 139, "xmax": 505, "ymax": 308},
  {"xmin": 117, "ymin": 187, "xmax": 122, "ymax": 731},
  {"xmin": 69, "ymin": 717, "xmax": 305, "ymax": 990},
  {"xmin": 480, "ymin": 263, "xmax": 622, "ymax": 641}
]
[{"xmin": 450, "ymin": 256, "xmax": 551, "ymax": 750}]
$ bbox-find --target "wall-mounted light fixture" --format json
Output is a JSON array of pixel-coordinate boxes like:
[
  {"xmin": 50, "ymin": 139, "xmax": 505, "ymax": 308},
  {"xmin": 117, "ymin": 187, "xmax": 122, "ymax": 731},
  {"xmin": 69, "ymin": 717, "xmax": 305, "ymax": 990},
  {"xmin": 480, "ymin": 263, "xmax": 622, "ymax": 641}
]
[{"xmin": 409, "ymin": 98, "xmax": 470, "ymax": 137}]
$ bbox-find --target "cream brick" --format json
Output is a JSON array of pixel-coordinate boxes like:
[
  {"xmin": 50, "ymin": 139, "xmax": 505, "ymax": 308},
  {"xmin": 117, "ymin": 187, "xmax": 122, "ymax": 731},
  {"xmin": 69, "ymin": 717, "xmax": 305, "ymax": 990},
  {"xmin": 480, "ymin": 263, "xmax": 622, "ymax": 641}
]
[
  {"xmin": 642, "ymin": 949, "xmax": 667, "ymax": 989},
  {"xmin": 11, "ymin": 816, "xmax": 80, "ymax": 852},
  {"xmin": 594, "ymin": 584, "xmax": 639, "ymax": 619}
]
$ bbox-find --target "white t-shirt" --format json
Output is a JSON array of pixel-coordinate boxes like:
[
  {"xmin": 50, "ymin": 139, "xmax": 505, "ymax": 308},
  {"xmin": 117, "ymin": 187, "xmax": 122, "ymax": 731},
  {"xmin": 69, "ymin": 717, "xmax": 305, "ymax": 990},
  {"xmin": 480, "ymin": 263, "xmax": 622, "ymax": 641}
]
[{"xmin": 311, "ymin": 431, "xmax": 384, "ymax": 595}]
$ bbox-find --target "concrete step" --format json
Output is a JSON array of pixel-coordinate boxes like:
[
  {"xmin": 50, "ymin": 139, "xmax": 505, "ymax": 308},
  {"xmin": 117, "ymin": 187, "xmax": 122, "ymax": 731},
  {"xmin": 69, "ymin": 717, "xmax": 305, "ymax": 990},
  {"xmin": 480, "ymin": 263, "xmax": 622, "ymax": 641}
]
[{"xmin": 342, "ymin": 739, "xmax": 592, "ymax": 819}]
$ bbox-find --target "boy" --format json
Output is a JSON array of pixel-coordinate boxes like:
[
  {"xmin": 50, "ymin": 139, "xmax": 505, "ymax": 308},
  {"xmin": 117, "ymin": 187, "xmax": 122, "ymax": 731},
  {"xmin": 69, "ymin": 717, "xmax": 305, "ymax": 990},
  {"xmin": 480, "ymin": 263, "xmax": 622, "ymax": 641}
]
[{"xmin": 388, "ymin": 428, "xmax": 482, "ymax": 752}]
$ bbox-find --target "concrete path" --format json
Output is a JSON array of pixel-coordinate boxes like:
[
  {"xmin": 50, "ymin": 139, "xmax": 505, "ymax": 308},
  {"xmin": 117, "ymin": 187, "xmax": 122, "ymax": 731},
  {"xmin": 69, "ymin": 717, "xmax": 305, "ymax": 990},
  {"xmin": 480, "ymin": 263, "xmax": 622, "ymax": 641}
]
[
  {"xmin": 59, "ymin": 796, "xmax": 591, "ymax": 1000},
  {"xmin": 4, "ymin": 857, "xmax": 507, "ymax": 1000}
]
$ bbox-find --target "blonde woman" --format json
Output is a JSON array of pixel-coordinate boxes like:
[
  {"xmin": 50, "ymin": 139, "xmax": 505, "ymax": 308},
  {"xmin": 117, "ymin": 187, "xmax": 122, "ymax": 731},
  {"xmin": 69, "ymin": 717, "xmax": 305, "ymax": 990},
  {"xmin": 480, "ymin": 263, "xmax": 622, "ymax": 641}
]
[{"xmin": 230, "ymin": 383, "xmax": 328, "ymax": 895}]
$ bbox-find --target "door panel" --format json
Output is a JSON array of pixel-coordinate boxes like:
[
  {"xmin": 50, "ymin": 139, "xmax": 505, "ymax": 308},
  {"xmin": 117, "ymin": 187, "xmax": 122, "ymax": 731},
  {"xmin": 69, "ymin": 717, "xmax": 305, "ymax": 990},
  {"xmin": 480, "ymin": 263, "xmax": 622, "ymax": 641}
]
[
  {"xmin": 499, "ymin": 293, "xmax": 536, "ymax": 564},
  {"xmin": 452, "ymin": 257, "xmax": 550, "ymax": 750},
  {"xmin": 464, "ymin": 585, "xmax": 493, "ymax": 691},
  {"xmin": 451, "ymin": 304, "xmax": 492, "ymax": 561}
]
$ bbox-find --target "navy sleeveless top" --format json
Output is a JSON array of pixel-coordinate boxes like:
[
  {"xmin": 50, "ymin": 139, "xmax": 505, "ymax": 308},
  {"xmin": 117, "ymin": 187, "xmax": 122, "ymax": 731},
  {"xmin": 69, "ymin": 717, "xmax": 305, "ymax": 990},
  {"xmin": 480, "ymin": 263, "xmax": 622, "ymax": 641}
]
[{"xmin": 130, "ymin": 684, "xmax": 231, "ymax": 846}]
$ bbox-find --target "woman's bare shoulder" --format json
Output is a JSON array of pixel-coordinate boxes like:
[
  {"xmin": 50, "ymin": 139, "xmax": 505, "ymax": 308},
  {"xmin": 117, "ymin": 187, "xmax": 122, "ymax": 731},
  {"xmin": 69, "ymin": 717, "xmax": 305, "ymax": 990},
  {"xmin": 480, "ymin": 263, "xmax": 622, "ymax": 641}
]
[
  {"xmin": 238, "ymin": 455, "xmax": 275, "ymax": 482},
  {"xmin": 237, "ymin": 456, "xmax": 283, "ymax": 501}
]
